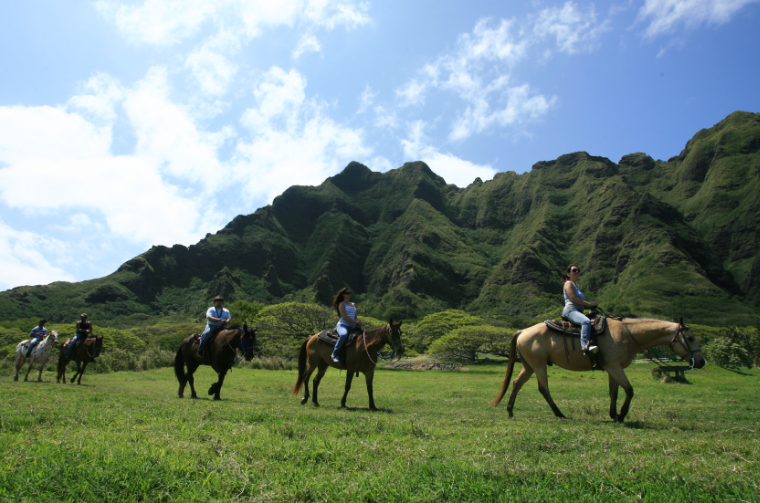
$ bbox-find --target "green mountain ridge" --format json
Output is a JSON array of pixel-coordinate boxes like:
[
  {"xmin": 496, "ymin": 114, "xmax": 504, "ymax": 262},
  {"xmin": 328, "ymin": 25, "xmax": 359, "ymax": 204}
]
[{"xmin": 3, "ymin": 111, "xmax": 759, "ymax": 326}]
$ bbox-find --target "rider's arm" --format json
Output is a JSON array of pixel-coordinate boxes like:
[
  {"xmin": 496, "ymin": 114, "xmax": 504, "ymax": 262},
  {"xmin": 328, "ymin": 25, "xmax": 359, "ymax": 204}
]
[{"xmin": 564, "ymin": 282, "xmax": 598, "ymax": 308}]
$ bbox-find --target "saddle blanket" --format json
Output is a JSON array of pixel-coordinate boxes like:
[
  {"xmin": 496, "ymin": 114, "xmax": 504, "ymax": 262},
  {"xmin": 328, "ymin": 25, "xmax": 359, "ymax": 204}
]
[
  {"xmin": 545, "ymin": 316, "xmax": 607, "ymax": 337},
  {"xmin": 317, "ymin": 328, "xmax": 361, "ymax": 347}
]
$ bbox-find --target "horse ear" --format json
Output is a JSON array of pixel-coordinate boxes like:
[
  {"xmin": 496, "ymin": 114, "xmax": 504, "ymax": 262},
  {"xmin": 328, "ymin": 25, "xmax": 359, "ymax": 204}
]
[
  {"xmin": 678, "ymin": 317, "xmax": 683, "ymax": 326},
  {"xmin": 398, "ymin": 320, "xmax": 403, "ymax": 327},
  {"xmin": 388, "ymin": 318, "xmax": 394, "ymax": 325}
]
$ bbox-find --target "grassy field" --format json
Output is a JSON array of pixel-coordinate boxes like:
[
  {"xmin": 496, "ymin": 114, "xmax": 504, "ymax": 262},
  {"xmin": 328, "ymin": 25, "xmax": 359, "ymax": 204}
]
[{"xmin": 1, "ymin": 361, "xmax": 758, "ymax": 502}]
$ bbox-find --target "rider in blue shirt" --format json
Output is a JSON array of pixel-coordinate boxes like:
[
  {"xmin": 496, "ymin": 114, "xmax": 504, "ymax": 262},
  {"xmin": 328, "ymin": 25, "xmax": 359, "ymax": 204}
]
[
  {"xmin": 197, "ymin": 296, "xmax": 231, "ymax": 357},
  {"xmin": 25, "ymin": 320, "xmax": 48, "ymax": 358}
]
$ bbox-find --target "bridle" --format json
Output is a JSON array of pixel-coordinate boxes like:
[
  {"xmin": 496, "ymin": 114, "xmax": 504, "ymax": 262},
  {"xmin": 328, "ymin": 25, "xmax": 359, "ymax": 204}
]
[
  {"xmin": 363, "ymin": 324, "xmax": 404, "ymax": 364},
  {"xmin": 669, "ymin": 322, "xmax": 701, "ymax": 369},
  {"xmin": 227, "ymin": 326, "xmax": 256, "ymax": 362}
]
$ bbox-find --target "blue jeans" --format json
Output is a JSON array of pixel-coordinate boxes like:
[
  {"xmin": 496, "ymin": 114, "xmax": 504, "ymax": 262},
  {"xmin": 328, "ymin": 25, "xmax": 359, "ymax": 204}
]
[
  {"xmin": 26, "ymin": 336, "xmax": 43, "ymax": 357},
  {"xmin": 198, "ymin": 324, "xmax": 220, "ymax": 352},
  {"xmin": 564, "ymin": 309, "xmax": 592, "ymax": 348},
  {"xmin": 65, "ymin": 334, "xmax": 83, "ymax": 358},
  {"xmin": 331, "ymin": 323, "xmax": 353, "ymax": 359}
]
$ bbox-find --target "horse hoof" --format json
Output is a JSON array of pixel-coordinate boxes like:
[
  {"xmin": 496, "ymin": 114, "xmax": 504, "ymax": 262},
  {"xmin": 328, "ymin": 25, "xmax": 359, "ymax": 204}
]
[
  {"xmin": 24, "ymin": 377, "xmax": 28, "ymax": 382},
  {"xmin": 213, "ymin": 396, "xmax": 221, "ymax": 401},
  {"xmin": 300, "ymin": 398, "xmax": 308, "ymax": 405}
]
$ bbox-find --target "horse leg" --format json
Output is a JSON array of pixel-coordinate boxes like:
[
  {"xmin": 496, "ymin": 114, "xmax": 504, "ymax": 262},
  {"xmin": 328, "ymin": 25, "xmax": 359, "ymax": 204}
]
[
  {"xmin": 340, "ymin": 370, "xmax": 355, "ymax": 408},
  {"xmin": 605, "ymin": 364, "xmax": 634, "ymax": 422},
  {"xmin": 77, "ymin": 361, "xmax": 89, "ymax": 385},
  {"xmin": 534, "ymin": 362, "xmax": 566, "ymax": 419},
  {"xmin": 209, "ymin": 369, "xmax": 228, "ymax": 401},
  {"xmin": 24, "ymin": 358, "xmax": 35, "ymax": 382},
  {"xmin": 311, "ymin": 361, "xmax": 329, "ymax": 407},
  {"xmin": 37, "ymin": 359, "xmax": 45, "ymax": 382},
  {"xmin": 506, "ymin": 364, "xmax": 535, "ymax": 418},
  {"xmin": 608, "ymin": 373, "xmax": 620, "ymax": 420},
  {"xmin": 13, "ymin": 354, "xmax": 22, "ymax": 382},
  {"xmin": 300, "ymin": 363, "xmax": 317, "ymax": 405},
  {"xmin": 187, "ymin": 360, "xmax": 200, "ymax": 399},
  {"xmin": 364, "ymin": 368, "xmax": 377, "ymax": 411}
]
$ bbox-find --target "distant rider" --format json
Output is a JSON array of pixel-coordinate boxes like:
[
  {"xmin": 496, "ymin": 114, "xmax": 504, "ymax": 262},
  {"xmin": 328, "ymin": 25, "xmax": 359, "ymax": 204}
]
[
  {"xmin": 197, "ymin": 296, "xmax": 231, "ymax": 358},
  {"xmin": 331, "ymin": 287, "xmax": 362, "ymax": 363},
  {"xmin": 25, "ymin": 319, "xmax": 48, "ymax": 358},
  {"xmin": 65, "ymin": 313, "xmax": 92, "ymax": 358},
  {"xmin": 563, "ymin": 264, "xmax": 599, "ymax": 353}
]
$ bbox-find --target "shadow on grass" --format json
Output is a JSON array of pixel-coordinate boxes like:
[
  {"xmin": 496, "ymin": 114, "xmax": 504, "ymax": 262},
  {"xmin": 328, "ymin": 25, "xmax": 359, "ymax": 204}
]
[{"xmin": 339, "ymin": 406, "xmax": 393, "ymax": 413}]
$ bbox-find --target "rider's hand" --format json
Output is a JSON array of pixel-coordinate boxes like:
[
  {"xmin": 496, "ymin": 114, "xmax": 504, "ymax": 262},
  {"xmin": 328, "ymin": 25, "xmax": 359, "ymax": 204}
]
[{"xmin": 590, "ymin": 301, "xmax": 599, "ymax": 307}]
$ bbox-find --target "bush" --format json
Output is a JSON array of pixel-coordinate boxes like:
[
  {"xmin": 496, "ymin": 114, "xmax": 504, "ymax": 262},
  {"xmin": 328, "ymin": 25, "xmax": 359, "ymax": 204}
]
[
  {"xmin": 703, "ymin": 326, "xmax": 759, "ymax": 368},
  {"xmin": 94, "ymin": 347, "xmax": 176, "ymax": 373},
  {"xmin": 428, "ymin": 325, "xmax": 514, "ymax": 363},
  {"xmin": 240, "ymin": 356, "xmax": 297, "ymax": 371},
  {"xmin": 409, "ymin": 310, "xmax": 484, "ymax": 353}
]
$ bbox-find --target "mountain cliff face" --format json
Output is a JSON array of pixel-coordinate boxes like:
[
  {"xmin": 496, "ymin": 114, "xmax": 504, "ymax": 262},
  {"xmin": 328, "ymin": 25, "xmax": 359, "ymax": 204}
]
[{"xmin": 2, "ymin": 111, "xmax": 759, "ymax": 326}]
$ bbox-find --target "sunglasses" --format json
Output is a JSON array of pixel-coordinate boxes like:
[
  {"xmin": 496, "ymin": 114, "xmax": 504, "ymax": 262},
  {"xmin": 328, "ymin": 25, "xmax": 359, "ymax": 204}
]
[
  {"xmin": 345, "ymin": 291, "xmax": 353, "ymax": 295},
  {"xmin": 570, "ymin": 269, "xmax": 580, "ymax": 273}
]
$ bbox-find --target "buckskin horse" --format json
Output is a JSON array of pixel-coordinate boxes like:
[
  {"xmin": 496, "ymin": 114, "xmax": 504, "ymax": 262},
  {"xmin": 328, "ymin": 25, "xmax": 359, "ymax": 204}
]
[
  {"xmin": 293, "ymin": 320, "xmax": 404, "ymax": 410},
  {"xmin": 14, "ymin": 331, "xmax": 59, "ymax": 382},
  {"xmin": 57, "ymin": 335, "xmax": 104, "ymax": 385},
  {"xmin": 491, "ymin": 317, "xmax": 705, "ymax": 422},
  {"xmin": 174, "ymin": 325, "xmax": 256, "ymax": 400}
]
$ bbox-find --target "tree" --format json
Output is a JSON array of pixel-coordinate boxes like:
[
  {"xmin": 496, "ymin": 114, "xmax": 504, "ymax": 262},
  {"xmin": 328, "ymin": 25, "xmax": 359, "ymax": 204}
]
[
  {"xmin": 704, "ymin": 326, "xmax": 760, "ymax": 369},
  {"xmin": 427, "ymin": 325, "xmax": 514, "ymax": 363},
  {"xmin": 256, "ymin": 302, "xmax": 336, "ymax": 359},
  {"xmin": 228, "ymin": 300, "xmax": 264, "ymax": 326},
  {"xmin": 409, "ymin": 310, "xmax": 483, "ymax": 353}
]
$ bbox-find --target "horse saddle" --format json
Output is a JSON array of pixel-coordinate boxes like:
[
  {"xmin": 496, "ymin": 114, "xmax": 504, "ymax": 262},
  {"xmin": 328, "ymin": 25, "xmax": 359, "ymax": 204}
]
[
  {"xmin": 317, "ymin": 327, "xmax": 362, "ymax": 347},
  {"xmin": 63, "ymin": 336, "xmax": 90, "ymax": 348},
  {"xmin": 545, "ymin": 315, "xmax": 607, "ymax": 338},
  {"xmin": 191, "ymin": 327, "xmax": 223, "ymax": 346}
]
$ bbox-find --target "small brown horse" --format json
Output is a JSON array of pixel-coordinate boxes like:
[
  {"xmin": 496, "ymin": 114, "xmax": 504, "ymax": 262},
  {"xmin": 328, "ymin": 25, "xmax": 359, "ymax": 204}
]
[
  {"xmin": 174, "ymin": 325, "xmax": 256, "ymax": 400},
  {"xmin": 57, "ymin": 335, "xmax": 104, "ymax": 385},
  {"xmin": 491, "ymin": 317, "xmax": 705, "ymax": 422},
  {"xmin": 293, "ymin": 321, "xmax": 404, "ymax": 410}
]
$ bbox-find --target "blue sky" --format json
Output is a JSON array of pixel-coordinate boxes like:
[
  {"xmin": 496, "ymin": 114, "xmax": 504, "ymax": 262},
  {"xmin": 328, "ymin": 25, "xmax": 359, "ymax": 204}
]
[{"xmin": 1, "ymin": 0, "xmax": 759, "ymax": 290}]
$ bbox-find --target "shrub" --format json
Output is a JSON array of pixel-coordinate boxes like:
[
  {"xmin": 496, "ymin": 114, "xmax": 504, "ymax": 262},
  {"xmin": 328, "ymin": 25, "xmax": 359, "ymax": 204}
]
[
  {"xmin": 703, "ymin": 326, "xmax": 759, "ymax": 368},
  {"xmin": 428, "ymin": 325, "xmax": 514, "ymax": 363}
]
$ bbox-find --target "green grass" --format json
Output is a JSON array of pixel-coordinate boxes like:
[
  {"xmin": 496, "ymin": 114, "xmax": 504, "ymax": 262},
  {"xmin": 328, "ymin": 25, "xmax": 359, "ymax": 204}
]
[{"xmin": 1, "ymin": 362, "xmax": 758, "ymax": 502}]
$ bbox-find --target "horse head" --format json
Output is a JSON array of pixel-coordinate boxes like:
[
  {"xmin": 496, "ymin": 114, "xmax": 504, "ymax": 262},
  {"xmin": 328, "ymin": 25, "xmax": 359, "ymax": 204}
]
[
  {"xmin": 671, "ymin": 318, "xmax": 705, "ymax": 369},
  {"xmin": 92, "ymin": 335, "xmax": 104, "ymax": 358},
  {"xmin": 387, "ymin": 319, "xmax": 404, "ymax": 357},
  {"xmin": 241, "ymin": 324, "xmax": 257, "ymax": 361},
  {"xmin": 49, "ymin": 330, "xmax": 59, "ymax": 345}
]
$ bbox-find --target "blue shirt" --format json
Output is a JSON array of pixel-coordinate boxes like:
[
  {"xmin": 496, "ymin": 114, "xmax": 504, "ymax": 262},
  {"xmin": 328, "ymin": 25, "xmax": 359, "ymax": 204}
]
[
  {"xmin": 30, "ymin": 326, "xmax": 48, "ymax": 339},
  {"xmin": 206, "ymin": 307, "xmax": 231, "ymax": 327},
  {"xmin": 563, "ymin": 281, "xmax": 586, "ymax": 312}
]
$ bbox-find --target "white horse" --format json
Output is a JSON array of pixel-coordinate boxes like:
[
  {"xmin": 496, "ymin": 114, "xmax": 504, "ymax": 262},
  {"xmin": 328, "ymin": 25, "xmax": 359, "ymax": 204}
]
[{"xmin": 14, "ymin": 330, "xmax": 59, "ymax": 382}]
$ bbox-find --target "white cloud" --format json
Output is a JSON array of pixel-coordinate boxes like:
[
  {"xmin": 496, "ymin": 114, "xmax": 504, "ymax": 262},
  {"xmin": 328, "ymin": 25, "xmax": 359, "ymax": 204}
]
[
  {"xmin": 185, "ymin": 31, "xmax": 240, "ymax": 96},
  {"xmin": 638, "ymin": 0, "xmax": 760, "ymax": 37},
  {"xmin": 97, "ymin": 0, "xmax": 371, "ymax": 45},
  {"xmin": 396, "ymin": 78, "xmax": 428, "ymax": 107},
  {"xmin": 292, "ymin": 33, "xmax": 322, "ymax": 59},
  {"xmin": 401, "ymin": 121, "xmax": 497, "ymax": 187},
  {"xmin": 233, "ymin": 66, "xmax": 372, "ymax": 204},
  {"xmin": 534, "ymin": 2, "xmax": 609, "ymax": 54},
  {"xmin": 0, "ymin": 219, "xmax": 75, "ymax": 290},
  {"xmin": 0, "ymin": 70, "xmax": 224, "ymax": 247},
  {"xmin": 373, "ymin": 106, "xmax": 398, "ymax": 129},
  {"xmin": 357, "ymin": 84, "xmax": 375, "ymax": 114}
]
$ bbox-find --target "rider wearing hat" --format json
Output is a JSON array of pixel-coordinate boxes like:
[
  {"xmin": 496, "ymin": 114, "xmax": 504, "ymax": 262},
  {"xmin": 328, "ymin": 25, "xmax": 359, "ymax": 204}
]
[
  {"xmin": 25, "ymin": 319, "xmax": 48, "ymax": 358},
  {"xmin": 65, "ymin": 313, "xmax": 92, "ymax": 358},
  {"xmin": 197, "ymin": 296, "xmax": 231, "ymax": 357}
]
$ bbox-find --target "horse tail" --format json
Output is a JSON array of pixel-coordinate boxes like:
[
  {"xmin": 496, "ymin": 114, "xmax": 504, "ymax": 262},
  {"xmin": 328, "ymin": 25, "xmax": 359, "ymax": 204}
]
[
  {"xmin": 57, "ymin": 343, "xmax": 67, "ymax": 379},
  {"xmin": 174, "ymin": 342, "xmax": 187, "ymax": 387},
  {"xmin": 490, "ymin": 330, "xmax": 522, "ymax": 407},
  {"xmin": 292, "ymin": 338, "xmax": 309, "ymax": 396}
]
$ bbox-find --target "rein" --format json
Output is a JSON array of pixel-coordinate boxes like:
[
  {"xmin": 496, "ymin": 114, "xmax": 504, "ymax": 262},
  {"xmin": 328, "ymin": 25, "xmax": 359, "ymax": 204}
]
[
  {"xmin": 597, "ymin": 306, "xmax": 698, "ymax": 371},
  {"xmin": 362, "ymin": 324, "xmax": 401, "ymax": 365},
  {"xmin": 226, "ymin": 327, "xmax": 255, "ymax": 365}
]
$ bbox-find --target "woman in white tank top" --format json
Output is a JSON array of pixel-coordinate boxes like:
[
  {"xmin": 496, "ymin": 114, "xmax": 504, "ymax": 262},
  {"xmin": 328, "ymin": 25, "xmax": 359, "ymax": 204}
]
[
  {"xmin": 562, "ymin": 264, "xmax": 599, "ymax": 352},
  {"xmin": 331, "ymin": 287, "xmax": 363, "ymax": 363}
]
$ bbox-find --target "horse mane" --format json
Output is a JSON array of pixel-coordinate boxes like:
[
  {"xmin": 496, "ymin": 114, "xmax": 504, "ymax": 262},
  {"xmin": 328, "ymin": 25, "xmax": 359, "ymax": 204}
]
[{"xmin": 362, "ymin": 324, "xmax": 388, "ymax": 346}]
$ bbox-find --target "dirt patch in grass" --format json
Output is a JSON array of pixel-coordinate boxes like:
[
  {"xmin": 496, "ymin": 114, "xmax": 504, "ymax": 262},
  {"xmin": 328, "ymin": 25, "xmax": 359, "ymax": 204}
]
[{"xmin": 384, "ymin": 361, "xmax": 469, "ymax": 371}]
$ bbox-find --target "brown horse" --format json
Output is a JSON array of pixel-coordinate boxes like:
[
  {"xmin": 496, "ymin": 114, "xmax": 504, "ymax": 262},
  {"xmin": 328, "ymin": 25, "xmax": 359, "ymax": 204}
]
[
  {"xmin": 491, "ymin": 317, "xmax": 705, "ymax": 422},
  {"xmin": 293, "ymin": 321, "xmax": 404, "ymax": 410},
  {"xmin": 57, "ymin": 335, "xmax": 104, "ymax": 385},
  {"xmin": 174, "ymin": 325, "xmax": 256, "ymax": 400}
]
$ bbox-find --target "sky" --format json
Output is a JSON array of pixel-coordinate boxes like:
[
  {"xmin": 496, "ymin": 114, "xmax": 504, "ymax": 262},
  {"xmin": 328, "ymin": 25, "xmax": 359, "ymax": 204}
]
[{"xmin": 1, "ymin": 0, "xmax": 759, "ymax": 291}]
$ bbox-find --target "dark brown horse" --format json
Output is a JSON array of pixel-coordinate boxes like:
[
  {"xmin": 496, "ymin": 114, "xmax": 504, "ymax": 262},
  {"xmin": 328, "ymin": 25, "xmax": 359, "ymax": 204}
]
[
  {"xmin": 57, "ymin": 335, "xmax": 104, "ymax": 385},
  {"xmin": 491, "ymin": 317, "xmax": 705, "ymax": 422},
  {"xmin": 293, "ymin": 321, "xmax": 404, "ymax": 410},
  {"xmin": 174, "ymin": 325, "xmax": 256, "ymax": 400}
]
